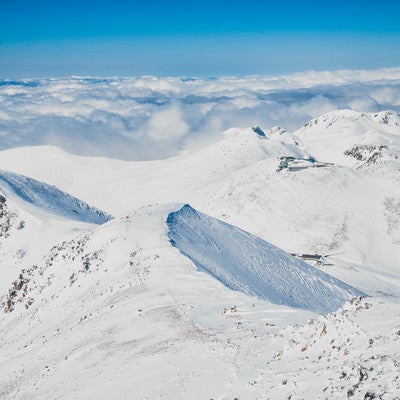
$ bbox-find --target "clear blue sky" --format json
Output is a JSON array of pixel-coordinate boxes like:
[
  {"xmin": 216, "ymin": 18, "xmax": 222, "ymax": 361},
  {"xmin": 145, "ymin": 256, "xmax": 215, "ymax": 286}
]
[{"xmin": 1, "ymin": 0, "xmax": 400, "ymax": 77}]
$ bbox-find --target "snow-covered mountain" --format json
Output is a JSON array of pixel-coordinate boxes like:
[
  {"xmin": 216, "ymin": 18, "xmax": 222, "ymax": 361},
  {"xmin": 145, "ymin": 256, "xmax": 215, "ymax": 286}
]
[
  {"xmin": 0, "ymin": 170, "xmax": 112, "ymax": 224},
  {"xmin": 0, "ymin": 108, "xmax": 399, "ymax": 399},
  {"xmin": 295, "ymin": 109, "xmax": 400, "ymax": 169},
  {"xmin": 0, "ymin": 170, "xmax": 111, "ymax": 297},
  {"xmin": 167, "ymin": 204, "xmax": 364, "ymax": 314}
]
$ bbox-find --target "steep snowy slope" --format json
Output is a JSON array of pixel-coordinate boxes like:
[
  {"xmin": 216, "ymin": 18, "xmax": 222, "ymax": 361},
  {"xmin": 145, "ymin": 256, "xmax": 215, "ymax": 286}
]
[
  {"xmin": 0, "ymin": 170, "xmax": 112, "ymax": 224},
  {"xmin": 167, "ymin": 204, "xmax": 364, "ymax": 314},
  {"xmin": 0, "ymin": 170, "xmax": 112, "ymax": 296}
]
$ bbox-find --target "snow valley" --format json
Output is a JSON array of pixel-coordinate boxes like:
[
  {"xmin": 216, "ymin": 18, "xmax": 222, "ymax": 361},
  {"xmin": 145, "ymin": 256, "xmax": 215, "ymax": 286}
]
[{"xmin": 0, "ymin": 71, "xmax": 399, "ymax": 400}]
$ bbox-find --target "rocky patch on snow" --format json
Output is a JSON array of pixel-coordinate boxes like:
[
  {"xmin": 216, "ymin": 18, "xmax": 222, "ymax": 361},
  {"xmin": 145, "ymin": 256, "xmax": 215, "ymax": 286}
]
[
  {"xmin": 0, "ymin": 194, "xmax": 25, "ymax": 247},
  {"xmin": 344, "ymin": 145, "xmax": 388, "ymax": 166}
]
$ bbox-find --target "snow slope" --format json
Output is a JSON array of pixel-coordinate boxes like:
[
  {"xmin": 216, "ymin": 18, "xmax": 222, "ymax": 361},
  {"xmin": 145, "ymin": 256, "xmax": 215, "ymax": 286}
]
[
  {"xmin": 0, "ymin": 127, "xmax": 303, "ymax": 215},
  {"xmin": 295, "ymin": 109, "xmax": 400, "ymax": 169},
  {"xmin": 0, "ymin": 204, "xmax": 314, "ymax": 400},
  {"xmin": 0, "ymin": 107, "xmax": 399, "ymax": 399},
  {"xmin": 0, "ymin": 204, "xmax": 398, "ymax": 400},
  {"xmin": 0, "ymin": 170, "xmax": 112, "ymax": 224},
  {"xmin": 0, "ymin": 113, "xmax": 398, "ymax": 295},
  {"xmin": 0, "ymin": 170, "xmax": 112, "ymax": 297},
  {"xmin": 167, "ymin": 204, "xmax": 364, "ymax": 314}
]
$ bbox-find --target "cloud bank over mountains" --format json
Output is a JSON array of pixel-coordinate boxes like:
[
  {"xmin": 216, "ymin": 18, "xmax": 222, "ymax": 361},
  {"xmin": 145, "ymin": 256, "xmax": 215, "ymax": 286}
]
[{"xmin": 1, "ymin": 68, "xmax": 400, "ymax": 160}]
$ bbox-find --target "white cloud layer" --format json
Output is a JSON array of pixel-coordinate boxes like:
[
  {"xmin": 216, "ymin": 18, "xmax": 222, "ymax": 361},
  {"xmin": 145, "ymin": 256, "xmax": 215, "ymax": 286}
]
[
  {"xmin": 147, "ymin": 104, "xmax": 189, "ymax": 142},
  {"xmin": 1, "ymin": 68, "xmax": 400, "ymax": 160}
]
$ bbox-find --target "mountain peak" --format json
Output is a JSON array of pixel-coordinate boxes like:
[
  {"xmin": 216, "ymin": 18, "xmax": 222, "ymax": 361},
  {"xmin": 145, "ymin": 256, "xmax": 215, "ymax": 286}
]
[
  {"xmin": 372, "ymin": 110, "xmax": 400, "ymax": 126},
  {"xmin": 303, "ymin": 110, "xmax": 365, "ymax": 129},
  {"xmin": 303, "ymin": 109, "xmax": 400, "ymax": 131}
]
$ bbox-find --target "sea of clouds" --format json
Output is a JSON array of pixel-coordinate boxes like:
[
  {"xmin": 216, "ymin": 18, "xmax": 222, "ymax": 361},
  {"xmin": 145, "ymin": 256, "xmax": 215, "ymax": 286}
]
[{"xmin": 1, "ymin": 68, "xmax": 400, "ymax": 160}]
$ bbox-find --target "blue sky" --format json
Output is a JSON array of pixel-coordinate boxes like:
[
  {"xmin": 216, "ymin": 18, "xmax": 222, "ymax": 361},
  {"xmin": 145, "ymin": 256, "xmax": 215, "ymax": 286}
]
[{"xmin": 1, "ymin": 0, "xmax": 400, "ymax": 77}]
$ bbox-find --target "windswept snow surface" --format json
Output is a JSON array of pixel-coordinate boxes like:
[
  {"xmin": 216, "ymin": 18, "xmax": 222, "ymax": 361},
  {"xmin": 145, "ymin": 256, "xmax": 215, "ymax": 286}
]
[
  {"xmin": 0, "ymin": 170, "xmax": 112, "ymax": 224},
  {"xmin": 167, "ymin": 204, "xmax": 364, "ymax": 314},
  {"xmin": 0, "ymin": 204, "xmax": 398, "ymax": 400},
  {"xmin": 0, "ymin": 81, "xmax": 400, "ymax": 399}
]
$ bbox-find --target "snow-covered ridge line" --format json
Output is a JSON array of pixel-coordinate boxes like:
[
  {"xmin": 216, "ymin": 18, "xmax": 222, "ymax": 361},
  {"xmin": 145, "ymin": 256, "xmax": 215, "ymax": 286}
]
[
  {"xmin": 167, "ymin": 204, "xmax": 365, "ymax": 315},
  {"xmin": 0, "ymin": 170, "xmax": 112, "ymax": 225},
  {"xmin": 302, "ymin": 109, "xmax": 400, "ymax": 130}
]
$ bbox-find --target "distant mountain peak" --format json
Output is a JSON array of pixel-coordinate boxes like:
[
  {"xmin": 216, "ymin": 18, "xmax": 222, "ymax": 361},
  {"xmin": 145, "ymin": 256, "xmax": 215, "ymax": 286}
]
[
  {"xmin": 372, "ymin": 110, "xmax": 400, "ymax": 126},
  {"xmin": 303, "ymin": 109, "xmax": 400, "ymax": 130},
  {"xmin": 303, "ymin": 110, "xmax": 364, "ymax": 129}
]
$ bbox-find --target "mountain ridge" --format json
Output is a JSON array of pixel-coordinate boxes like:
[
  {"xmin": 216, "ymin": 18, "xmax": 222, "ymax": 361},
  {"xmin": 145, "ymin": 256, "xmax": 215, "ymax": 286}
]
[{"xmin": 0, "ymin": 170, "xmax": 112, "ymax": 225}]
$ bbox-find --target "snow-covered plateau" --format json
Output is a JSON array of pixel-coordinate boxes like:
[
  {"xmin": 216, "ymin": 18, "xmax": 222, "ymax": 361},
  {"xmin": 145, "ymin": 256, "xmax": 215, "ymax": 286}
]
[{"xmin": 0, "ymin": 91, "xmax": 399, "ymax": 399}]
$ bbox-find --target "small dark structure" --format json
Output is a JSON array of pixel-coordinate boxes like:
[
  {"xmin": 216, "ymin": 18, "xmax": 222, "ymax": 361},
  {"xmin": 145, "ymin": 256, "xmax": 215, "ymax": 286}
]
[
  {"xmin": 277, "ymin": 156, "xmax": 333, "ymax": 171},
  {"xmin": 252, "ymin": 126, "xmax": 267, "ymax": 138},
  {"xmin": 290, "ymin": 253, "xmax": 330, "ymax": 266}
]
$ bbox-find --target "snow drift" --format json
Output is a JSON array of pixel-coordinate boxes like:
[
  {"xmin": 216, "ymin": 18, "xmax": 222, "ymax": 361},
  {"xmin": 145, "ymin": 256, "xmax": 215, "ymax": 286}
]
[
  {"xmin": 167, "ymin": 204, "xmax": 365, "ymax": 314},
  {"xmin": 0, "ymin": 170, "xmax": 112, "ymax": 224}
]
